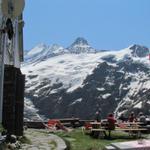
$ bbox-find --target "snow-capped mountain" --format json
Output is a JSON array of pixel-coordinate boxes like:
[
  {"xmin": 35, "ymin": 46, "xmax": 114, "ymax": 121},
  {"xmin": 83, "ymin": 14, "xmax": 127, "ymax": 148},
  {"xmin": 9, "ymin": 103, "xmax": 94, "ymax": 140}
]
[
  {"xmin": 24, "ymin": 37, "xmax": 97, "ymax": 66},
  {"xmin": 68, "ymin": 37, "xmax": 96, "ymax": 53},
  {"xmin": 22, "ymin": 38, "xmax": 150, "ymax": 120},
  {"xmin": 129, "ymin": 44, "xmax": 149, "ymax": 57},
  {"xmin": 24, "ymin": 43, "xmax": 68, "ymax": 65}
]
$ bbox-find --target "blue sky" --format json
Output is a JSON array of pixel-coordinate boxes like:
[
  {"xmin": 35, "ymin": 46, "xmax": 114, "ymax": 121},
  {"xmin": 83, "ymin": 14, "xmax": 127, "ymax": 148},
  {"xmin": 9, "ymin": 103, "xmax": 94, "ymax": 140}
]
[{"xmin": 24, "ymin": 0, "xmax": 150, "ymax": 50}]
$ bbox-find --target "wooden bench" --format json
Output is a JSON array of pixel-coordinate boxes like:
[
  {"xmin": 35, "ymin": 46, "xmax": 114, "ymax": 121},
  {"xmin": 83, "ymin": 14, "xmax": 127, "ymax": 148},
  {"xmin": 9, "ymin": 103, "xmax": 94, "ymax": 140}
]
[
  {"xmin": 115, "ymin": 128, "xmax": 147, "ymax": 131},
  {"xmin": 90, "ymin": 128, "xmax": 147, "ymax": 138},
  {"xmin": 115, "ymin": 128, "xmax": 148, "ymax": 137}
]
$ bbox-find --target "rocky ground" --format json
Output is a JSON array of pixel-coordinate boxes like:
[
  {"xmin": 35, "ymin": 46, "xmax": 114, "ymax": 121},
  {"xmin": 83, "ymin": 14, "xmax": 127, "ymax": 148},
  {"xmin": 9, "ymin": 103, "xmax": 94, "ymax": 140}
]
[{"xmin": 20, "ymin": 129, "xmax": 67, "ymax": 150}]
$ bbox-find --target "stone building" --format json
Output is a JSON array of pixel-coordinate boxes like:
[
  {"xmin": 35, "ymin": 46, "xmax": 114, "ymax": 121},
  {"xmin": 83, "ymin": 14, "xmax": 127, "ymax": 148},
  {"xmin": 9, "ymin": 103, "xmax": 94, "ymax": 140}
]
[{"xmin": 0, "ymin": 0, "xmax": 25, "ymax": 136}]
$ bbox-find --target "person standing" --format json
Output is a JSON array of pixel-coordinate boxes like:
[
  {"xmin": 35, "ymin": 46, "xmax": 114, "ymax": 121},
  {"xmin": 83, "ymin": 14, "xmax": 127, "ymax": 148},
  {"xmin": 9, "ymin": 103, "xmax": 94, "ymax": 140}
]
[
  {"xmin": 139, "ymin": 112, "xmax": 146, "ymax": 125},
  {"xmin": 95, "ymin": 110, "xmax": 101, "ymax": 122},
  {"xmin": 118, "ymin": 113, "xmax": 126, "ymax": 122},
  {"xmin": 128, "ymin": 112, "xmax": 136, "ymax": 122},
  {"xmin": 107, "ymin": 113, "xmax": 116, "ymax": 138}
]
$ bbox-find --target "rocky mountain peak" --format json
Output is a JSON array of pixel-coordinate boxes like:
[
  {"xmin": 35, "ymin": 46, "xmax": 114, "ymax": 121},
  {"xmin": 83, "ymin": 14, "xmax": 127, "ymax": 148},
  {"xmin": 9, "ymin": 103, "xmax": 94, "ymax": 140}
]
[
  {"xmin": 129, "ymin": 44, "xmax": 149, "ymax": 57},
  {"xmin": 71, "ymin": 37, "xmax": 89, "ymax": 46},
  {"xmin": 67, "ymin": 37, "xmax": 96, "ymax": 53}
]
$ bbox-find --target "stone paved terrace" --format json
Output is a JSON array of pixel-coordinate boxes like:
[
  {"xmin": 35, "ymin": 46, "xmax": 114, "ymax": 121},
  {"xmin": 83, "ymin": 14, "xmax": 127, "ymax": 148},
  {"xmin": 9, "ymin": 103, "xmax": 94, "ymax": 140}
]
[{"xmin": 20, "ymin": 129, "xmax": 67, "ymax": 150}]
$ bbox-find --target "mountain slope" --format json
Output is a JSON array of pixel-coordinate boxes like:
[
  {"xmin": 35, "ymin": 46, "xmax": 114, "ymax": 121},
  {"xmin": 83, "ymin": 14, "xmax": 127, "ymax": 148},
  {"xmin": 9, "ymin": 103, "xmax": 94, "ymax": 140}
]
[{"xmin": 22, "ymin": 38, "xmax": 150, "ymax": 120}]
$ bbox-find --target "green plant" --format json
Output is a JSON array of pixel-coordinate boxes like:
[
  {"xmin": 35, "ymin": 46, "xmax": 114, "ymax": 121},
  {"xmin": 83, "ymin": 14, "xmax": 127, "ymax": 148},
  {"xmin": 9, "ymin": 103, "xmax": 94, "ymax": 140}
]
[
  {"xmin": 18, "ymin": 135, "xmax": 32, "ymax": 144},
  {"xmin": 48, "ymin": 140, "xmax": 57, "ymax": 150}
]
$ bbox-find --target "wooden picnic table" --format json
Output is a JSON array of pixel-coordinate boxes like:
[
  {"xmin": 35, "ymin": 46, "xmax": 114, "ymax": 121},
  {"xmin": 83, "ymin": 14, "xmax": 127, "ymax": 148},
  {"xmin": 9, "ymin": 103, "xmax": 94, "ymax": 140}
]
[
  {"xmin": 93, "ymin": 121, "xmax": 141, "ymax": 129},
  {"xmin": 90, "ymin": 122, "xmax": 101, "ymax": 129},
  {"xmin": 116, "ymin": 127, "xmax": 147, "ymax": 138},
  {"xmin": 91, "ymin": 127, "xmax": 147, "ymax": 138},
  {"xmin": 89, "ymin": 120, "xmax": 148, "ymax": 138},
  {"xmin": 90, "ymin": 122, "xmax": 101, "ymax": 125},
  {"xmin": 118, "ymin": 122, "xmax": 144, "ymax": 125}
]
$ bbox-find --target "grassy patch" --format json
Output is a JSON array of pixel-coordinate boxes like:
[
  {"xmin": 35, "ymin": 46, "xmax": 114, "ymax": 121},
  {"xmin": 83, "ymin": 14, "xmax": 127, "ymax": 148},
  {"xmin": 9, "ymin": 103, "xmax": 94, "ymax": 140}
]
[
  {"xmin": 48, "ymin": 140, "xmax": 57, "ymax": 150},
  {"xmin": 18, "ymin": 136, "xmax": 32, "ymax": 144},
  {"xmin": 55, "ymin": 128, "xmax": 142, "ymax": 150}
]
